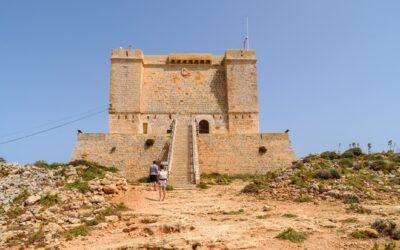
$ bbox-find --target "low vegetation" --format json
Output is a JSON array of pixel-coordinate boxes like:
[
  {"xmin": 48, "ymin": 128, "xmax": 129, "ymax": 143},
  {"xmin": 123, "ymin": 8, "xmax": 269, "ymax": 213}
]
[
  {"xmin": 68, "ymin": 225, "xmax": 90, "ymax": 238},
  {"xmin": 371, "ymin": 242, "xmax": 397, "ymax": 250},
  {"xmin": 276, "ymin": 228, "xmax": 307, "ymax": 243},
  {"xmin": 197, "ymin": 182, "xmax": 210, "ymax": 189},
  {"xmin": 39, "ymin": 193, "xmax": 60, "ymax": 207},
  {"xmin": 372, "ymin": 219, "xmax": 400, "ymax": 240},
  {"xmin": 13, "ymin": 189, "xmax": 30, "ymax": 204},
  {"xmin": 293, "ymin": 195, "xmax": 312, "ymax": 203},
  {"xmin": 351, "ymin": 229, "xmax": 378, "ymax": 239},
  {"xmin": 66, "ymin": 179, "xmax": 90, "ymax": 193},
  {"xmin": 222, "ymin": 208, "xmax": 244, "ymax": 215},
  {"xmin": 346, "ymin": 204, "xmax": 372, "ymax": 214},
  {"xmin": 145, "ymin": 138, "xmax": 155, "ymax": 147},
  {"xmin": 6, "ymin": 207, "xmax": 25, "ymax": 218}
]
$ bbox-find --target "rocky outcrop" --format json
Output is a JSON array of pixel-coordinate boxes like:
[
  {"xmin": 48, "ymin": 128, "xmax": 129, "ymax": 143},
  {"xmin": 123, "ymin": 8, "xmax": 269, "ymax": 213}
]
[{"xmin": 0, "ymin": 162, "xmax": 128, "ymax": 248}]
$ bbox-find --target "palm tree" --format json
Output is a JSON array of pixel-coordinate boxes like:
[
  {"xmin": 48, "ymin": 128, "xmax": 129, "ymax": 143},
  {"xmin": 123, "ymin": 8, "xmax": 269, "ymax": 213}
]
[
  {"xmin": 367, "ymin": 143, "xmax": 372, "ymax": 154},
  {"xmin": 352, "ymin": 142, "xmax": 356, "ymax": 148},
  {"xmin": 388, "ymin": 140, "xmax": 393, "ymax": 151}
]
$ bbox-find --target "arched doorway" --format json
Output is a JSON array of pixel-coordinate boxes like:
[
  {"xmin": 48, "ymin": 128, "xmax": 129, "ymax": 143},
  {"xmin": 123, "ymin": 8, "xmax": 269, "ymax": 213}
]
[{"xmin": 199, "ymin": 120, "xmax": 209, "ymax": 134}]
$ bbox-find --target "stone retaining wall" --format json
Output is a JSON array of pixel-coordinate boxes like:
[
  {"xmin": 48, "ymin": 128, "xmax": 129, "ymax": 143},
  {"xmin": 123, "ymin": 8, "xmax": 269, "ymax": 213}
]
[
  {"xmin": 197, "ymin": 133, "xmax": 296, "ymax": 174},
  {"xmin": 71, "ymin": 132, "xmax": 296, "ymax": 180}
]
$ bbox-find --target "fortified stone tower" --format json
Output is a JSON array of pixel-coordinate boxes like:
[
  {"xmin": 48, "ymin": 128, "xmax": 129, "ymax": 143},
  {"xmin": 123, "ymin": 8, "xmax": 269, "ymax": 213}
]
[{"xmin": 71, "ymin": 48, "xmax": 296, "ymax": 188}]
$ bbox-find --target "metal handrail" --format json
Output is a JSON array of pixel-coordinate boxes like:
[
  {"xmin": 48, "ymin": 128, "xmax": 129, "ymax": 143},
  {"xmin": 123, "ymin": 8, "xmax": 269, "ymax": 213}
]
[
  {"xmin": 191, "ymin": 119, "xmax": 200, "ymax": 184},
  {"xmin": 166, "ymin": 119, "xmax": 177, "ymax": 175}
]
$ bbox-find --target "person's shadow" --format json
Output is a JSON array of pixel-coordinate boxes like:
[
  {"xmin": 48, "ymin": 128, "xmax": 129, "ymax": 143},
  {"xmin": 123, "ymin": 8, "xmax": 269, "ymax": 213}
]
[{"xmin": 145, "ymin": 197, "xmax": 159, "ymax": 201}]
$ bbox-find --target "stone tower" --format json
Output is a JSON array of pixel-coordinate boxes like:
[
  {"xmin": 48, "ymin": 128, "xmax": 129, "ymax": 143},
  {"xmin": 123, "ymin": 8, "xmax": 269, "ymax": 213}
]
[{"xmin": 71, "ymin": 48, "xmax": 296, "ymax": 187}]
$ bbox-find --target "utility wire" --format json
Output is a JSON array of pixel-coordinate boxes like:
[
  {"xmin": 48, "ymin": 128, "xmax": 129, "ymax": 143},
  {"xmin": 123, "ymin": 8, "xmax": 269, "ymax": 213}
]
[
  {"xmin": 0, "ymin": 106, "xmax": 108, "ymax": 138},
  {"xmin": 0, "ymin": 109, "xmax": 107, "ymax": 145}
]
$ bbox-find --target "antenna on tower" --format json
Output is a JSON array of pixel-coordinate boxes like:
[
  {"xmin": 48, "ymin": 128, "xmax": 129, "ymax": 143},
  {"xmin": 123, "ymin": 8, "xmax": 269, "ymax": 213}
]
[{"xmin": 243, "ymin": 17, "xmax": 250, "ymax": 50}]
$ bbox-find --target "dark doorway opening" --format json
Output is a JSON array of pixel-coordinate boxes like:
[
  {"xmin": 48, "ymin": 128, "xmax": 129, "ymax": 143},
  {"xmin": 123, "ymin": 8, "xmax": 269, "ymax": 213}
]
[{"xmin": 199, "ymin": 120, "xmax": 210, "ymax": 134}]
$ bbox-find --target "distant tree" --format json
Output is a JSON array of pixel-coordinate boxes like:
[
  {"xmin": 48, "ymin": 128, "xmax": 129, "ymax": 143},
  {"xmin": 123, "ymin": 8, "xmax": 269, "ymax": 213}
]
[
  {"xmin": 388, "ymin": 140, "xmax": 393, "ymax": 151},
  {"xmin": 352, "ymin": 142, "xmax": 356, "ymax": 148},
  {"xmin": 0, "ymin": 157, "xmax": 5, "ymax": 163},
  {"xmin": 348, "ymin": 144, "xmax": 352, "ymax": 149},
  {"xmin": 356, "ymin": 143, "xmax": 360, "ymax": 148},
  {"xmin": 338, "ymin": 143, "xmax": 341, "ymax": 154},
  {"xmin": 367, "ymin": 143, "xmax": 372, "ymax": 154}
]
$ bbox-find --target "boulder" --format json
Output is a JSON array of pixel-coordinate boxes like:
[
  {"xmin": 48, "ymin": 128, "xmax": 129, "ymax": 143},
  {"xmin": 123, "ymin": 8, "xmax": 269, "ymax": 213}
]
[
  {"xmin": 103, "ymin": 184, "xmax": 118, "ymax": 194},
  {"xmin": 25, "ymin": 195, "xmax": 41, "ymax": 205},
  {"xmin": 90, "ymin": 195, "xmax": 105, "ymax": 203},
  {"xmin": 105, "ymin": 215, "xmax": 119, "ymax": 222}
]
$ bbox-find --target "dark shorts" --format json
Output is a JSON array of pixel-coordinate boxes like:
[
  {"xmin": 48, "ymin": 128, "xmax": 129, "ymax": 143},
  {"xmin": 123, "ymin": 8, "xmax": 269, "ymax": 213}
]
[{"xmin": 149, "ymin": 175, "xmax": 157, "ymax": 182}]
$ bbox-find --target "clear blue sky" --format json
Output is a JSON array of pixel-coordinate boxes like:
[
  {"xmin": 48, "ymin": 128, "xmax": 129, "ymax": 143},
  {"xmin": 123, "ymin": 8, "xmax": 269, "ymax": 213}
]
[{"xmin": 1, "ymin": 1, "xmax": 399, "ymax": 163}]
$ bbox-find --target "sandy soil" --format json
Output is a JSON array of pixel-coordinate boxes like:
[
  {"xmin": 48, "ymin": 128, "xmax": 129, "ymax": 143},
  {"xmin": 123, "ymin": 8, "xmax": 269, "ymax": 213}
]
[{"xmin": 62, "ymin": 182, "xmax": 399, "ymax": 250}]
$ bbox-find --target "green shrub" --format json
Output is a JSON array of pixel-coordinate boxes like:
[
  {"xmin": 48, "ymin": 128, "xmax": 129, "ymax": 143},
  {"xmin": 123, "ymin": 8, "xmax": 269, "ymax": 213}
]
[
  {"xmin": 347, "ymin": 204, "xmax": 371, "ymax": 214},
  {"xmin": 320, "ymin": 151, "xmax": 338, "ymax": 160},
  {"xmin": 66, "ymin": 180, "xmax": 90, "ymax": 193},
  {"xmin": 314, "ymin": 168, "xmax": 341, "ymax": 180},
  {"xmin": 197, "ymin": 182, "xmax": 210, "ymax": 189},
  {"xmin": 13, "ymin": 189, "xmax": 30, "ymax": 204},
  {"xmin": 136, "ymin": 176, "xmax": 150, "ymax": 183},
  {"xmin": 389, "ymin": 153, "xmax": 400, "ymax": 163},
  {"xmin": 145, "ymin": 139, "xmax": 155, "ymax": 147},
  {"xmin": 343, "ymin": 148, "xmax": 363, "ymax": 158},
  {"xmin": 302, "ymin": 154, "xmax": 318, "ymax": 163},
  {"xmin": 68, "ymin": 160, "xmax": 118, "ymax": 173},
  {"xmin": 293, "ymin": 195, "xmax": 312, "ymax": 203},
  {"xmin": 80, "ymin": 166, "xmax": 105, "ymax": 181},
  {"xmin": 276, "ymin": 228, "xmax": 307, "ymax": 243},
  {"xmin": 33, "ymin": 160, "xmax": 63, "ymax": 169},
  {"xmin": 391, "ymin": 229, "xmax": 400, "ymax": 240},
  {"xmin": 370, "ymin": 160, "xmax": 388, "ymax": 171},
  {"xmin": 28, "ymin": 227, "xmax": 45, "ymax": 244},
  {"xmin": 85, "ymin": 219, "xmax": 99, "ymax": 227},
  {"xmin": 383, "ymin": 242, "xmax": 397, "ymax": 250},
  {"xmin": 39, "ymin": 193, "xmax": 60, "ymax": 207},
  {"xmin": 7, "ymin": 207, "xmax": 25, "ymax": 218},
  {"xmin": 283, "ymin": 213, "xmax": 298, "ymax": 218},
  {"xmin": 241, "ymin": 183, "xmax": 262, "ymax": 194},
  {"xmin": 372, "ymin": 242, "xmax": 398, "ymax": 250},
  {"xmin": 166, "ymin": 185, "xmax": 173, "ymax": 191},
  {"xmin": 339, "ymin": 159, "xmax": 354, "ymax": 168},
  {"xmin": 69, "ymin": 225, "xmax": 89, "ymax": 237},
  {"xmin": 0, "ymin": 168, "xmax": 10, "ymax": 177},
  {"xmin": 259, "ymin": 146, "xmax": 267, "ymax": 154},
  {"xmin": 95, "ymin": 203, "xmax": 128, "ymax": 221},
  {"xmin": 372, "ymin": 219, "xmax": 397, "ymax": 236},
  {"xmin": 351, "ymin": 229, "xmax": 378, "ymax": 239}
]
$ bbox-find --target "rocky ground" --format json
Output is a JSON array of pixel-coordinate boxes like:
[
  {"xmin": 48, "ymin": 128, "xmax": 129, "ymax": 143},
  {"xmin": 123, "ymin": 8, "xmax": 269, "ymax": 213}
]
[
  {"xmin": 1, "ymin": 149, "xmax": 400, "ymax": 249},
  {"xmin": 0, "ymin": 160, "xmax": 128, "ymax": 249}
]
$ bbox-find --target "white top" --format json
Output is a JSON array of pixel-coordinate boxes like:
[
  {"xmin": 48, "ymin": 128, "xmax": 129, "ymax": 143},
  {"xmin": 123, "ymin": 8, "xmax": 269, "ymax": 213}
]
[{"xmin": 159, "ymin": 169, "xmax": 168, "ymax": 180}]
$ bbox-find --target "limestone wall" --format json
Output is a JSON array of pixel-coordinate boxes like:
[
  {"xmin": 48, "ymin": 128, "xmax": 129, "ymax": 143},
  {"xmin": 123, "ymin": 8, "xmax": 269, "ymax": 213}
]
[
  {"xmin": 71, "ymin": 132, "xmax": 296, "ymax": 180},
  {"xmin": 141, "ymin": 65, "xmax": 227, "ymax": 114},
  {"xmin": 70, "ymin": 133, "xmax": 170, "ymax": 180},
  {"xmin": 197, "ymin": 133, "xmax": 296, "ymax": 174}
]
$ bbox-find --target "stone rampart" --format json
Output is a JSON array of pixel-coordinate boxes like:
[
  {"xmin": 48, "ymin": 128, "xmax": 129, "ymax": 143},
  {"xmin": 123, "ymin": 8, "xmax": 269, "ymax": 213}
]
[{"xmin": 197, "ymin": 133, "xmax": 296, "ymax": 174}]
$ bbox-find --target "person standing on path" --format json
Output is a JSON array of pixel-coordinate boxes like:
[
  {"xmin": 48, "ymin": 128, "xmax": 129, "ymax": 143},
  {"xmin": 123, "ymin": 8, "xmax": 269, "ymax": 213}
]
[
  {"xmin": 149, "ymin": 161, "xmax": 159, "ymax": 191},
  {"xmin": 158, "ymin": 165, "xmax": 168, "ymax": 201}
]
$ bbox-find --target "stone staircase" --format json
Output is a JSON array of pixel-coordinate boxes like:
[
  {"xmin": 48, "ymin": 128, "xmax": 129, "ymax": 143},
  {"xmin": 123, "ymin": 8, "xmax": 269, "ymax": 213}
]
[{"xmin": 169, "ymin": 116, "xmax": 196, "ymax": 189}]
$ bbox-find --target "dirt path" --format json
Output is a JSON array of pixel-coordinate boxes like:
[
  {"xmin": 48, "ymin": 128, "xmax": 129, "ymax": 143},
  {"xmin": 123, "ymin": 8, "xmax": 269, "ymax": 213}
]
[{"xmin": 62, "ymin": 182, "xmax": 394, "ymax": 250}]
